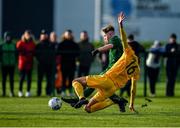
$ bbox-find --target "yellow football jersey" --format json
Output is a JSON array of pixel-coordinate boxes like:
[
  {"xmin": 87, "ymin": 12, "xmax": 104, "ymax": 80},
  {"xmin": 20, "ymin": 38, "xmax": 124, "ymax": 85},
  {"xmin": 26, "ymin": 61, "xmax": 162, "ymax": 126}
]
[{"xmin": 105, "ymin": 47, "xmax": 140, "ymax": 88}]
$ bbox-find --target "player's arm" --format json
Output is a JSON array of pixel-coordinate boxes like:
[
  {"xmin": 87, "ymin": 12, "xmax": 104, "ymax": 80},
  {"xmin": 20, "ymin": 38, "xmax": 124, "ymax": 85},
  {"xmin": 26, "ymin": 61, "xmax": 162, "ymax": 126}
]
[
  {"xmin": 118, "ymin": 12, "xmax": 128, "ymax": 50},
  {"xmin": 92, "ymin": 44, "xmax": 113, "ymax": 56},
  {"xmin": 129, "ymin": 77, "xmax": 137, "ymax": 112},
  {"xmin": 98, "ymin": 44, "xmax": 113, "ymax": 52}
]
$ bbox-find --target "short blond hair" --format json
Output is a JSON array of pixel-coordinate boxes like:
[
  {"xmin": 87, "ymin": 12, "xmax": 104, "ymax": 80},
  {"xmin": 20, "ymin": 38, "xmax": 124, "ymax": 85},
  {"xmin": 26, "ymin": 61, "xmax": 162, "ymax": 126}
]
[{"xmin": 102, "ymin": 24, "xmax": 115, "ymax": 34}]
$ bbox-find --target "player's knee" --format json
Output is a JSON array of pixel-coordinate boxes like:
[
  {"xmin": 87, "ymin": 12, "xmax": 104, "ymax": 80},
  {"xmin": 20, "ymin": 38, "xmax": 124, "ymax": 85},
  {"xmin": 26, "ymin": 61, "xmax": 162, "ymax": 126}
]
[
  {"xmin": 72, "ymin": 78, "xmax": 78, "ymax": 84},
  {"xmin": 84, "ymin": 105, "xmax": 92, "ymax": 113},
  {"xmin": 73, "ymin": 77, "xmax": 87, "ymax": 87},
  {"xmin": 72, "ymin": 79, "xmax": 81, "ymax": 87}
]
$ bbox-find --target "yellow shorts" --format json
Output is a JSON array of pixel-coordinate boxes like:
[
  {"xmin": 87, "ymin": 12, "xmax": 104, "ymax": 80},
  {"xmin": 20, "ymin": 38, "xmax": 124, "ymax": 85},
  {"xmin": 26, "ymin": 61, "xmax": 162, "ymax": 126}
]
[{"xmin": 86, "ymin": 75, "xmax": 118, "ymax": 102}]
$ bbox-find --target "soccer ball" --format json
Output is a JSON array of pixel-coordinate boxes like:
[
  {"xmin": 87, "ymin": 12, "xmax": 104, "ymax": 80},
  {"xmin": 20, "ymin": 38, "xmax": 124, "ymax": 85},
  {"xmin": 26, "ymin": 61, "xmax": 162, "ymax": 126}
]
[{"xmin": 48, "ymin": 97, "xmax": 62, "ymax": 110}]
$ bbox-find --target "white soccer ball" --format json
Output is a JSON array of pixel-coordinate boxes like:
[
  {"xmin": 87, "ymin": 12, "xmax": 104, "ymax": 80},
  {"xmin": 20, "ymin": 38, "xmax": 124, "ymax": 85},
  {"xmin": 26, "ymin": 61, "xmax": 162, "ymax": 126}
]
[{"xmin": 48, "ymin": 97, "xmax": 62, "ymax": 110}]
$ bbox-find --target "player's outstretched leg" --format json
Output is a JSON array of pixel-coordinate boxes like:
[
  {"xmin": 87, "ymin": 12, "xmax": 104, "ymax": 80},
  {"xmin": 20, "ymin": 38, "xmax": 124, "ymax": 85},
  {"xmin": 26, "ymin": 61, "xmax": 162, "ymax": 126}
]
[
  {"xmin": 61, "ymin": 96, "xmax": 79, "ymax": 107},
  {"xmin": 109, "ymin": 94, "xmax": 128, "ymax": 112},
  {"xmin": 72, "ymin": 77, "xmax": 89, "ymax": 108},
  {"xmin": 61, "ymin": 88, "xmax": 95, "ymax": 107},
  {"xmin": 74, "ymin": 97, "xmax": 89, "ymax": 108},
  {"xmin": 84, "ymin": 98, "xmax": 114, "ymax": 113}
]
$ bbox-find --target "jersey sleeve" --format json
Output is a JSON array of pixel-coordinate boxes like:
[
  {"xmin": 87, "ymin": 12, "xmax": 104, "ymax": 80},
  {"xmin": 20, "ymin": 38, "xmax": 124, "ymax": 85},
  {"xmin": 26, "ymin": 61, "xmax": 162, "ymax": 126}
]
[{"xmin": 119, "ymin": 27, "xmax": 128, "ymax": 50}]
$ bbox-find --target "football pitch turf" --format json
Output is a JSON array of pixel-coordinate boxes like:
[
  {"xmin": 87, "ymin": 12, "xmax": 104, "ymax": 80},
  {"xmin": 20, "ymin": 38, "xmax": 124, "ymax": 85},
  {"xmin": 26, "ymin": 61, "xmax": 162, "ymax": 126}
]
[{"xmin": 0, "ymin": 82, "xmax": 180, "ymax": 127}]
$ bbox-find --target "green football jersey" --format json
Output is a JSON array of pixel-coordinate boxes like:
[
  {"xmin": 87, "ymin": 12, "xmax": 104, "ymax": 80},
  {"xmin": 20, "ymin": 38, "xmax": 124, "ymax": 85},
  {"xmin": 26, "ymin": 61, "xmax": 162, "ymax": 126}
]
[{"xmin": 101, "ymin": 35, "xmax": 123, "ymax": 74}]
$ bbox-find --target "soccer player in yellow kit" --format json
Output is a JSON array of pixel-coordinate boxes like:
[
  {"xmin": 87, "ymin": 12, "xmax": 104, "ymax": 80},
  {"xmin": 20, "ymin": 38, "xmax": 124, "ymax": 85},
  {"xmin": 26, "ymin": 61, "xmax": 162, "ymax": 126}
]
[{"xmin": 72, "ymin": 12, "xmax": 140, "ymax": 113}]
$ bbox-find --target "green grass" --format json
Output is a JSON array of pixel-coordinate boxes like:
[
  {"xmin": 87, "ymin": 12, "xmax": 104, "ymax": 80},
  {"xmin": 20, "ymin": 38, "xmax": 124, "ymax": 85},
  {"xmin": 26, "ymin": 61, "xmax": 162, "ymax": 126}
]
[{"xmin": 0, "ymin": 82, "xmax": 180, "ymax": 127}]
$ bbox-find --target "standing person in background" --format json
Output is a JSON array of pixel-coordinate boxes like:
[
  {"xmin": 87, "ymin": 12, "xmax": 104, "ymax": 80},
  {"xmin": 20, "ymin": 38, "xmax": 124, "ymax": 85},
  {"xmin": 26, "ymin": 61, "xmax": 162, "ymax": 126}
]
[
  {"xmin": 49, "ymin": 31, "xmax": 59, "ymax": 95},
  {"xmin": 165, "ymin": 33, "xmax": 178, "ymax": 97},
  {"xmin": 99, "ymin": 52, "xmax": 109, "ymax": 71},
  {"xmin": 78, "ymin": 31, "xmax": 94, "ymax": 77},
  {"xmin": 16, "ymin": 30, "xmax": 35, "ymax": 97},
  {"xmin": 0, "ymin": 32, "xmax": 16, "ymax": 97},
  {"xmin": 146, "ymin": 41, "xmax": 164, "ymax": 97},
  {"xmin": 120, "ymin": 34, "xmax": 145, "ymax": 97},
  {"xmin": 35, "ymin": 30, "xmax": 55, "ymax": 96},
  {"xmin": 50, "ymin": 32, "xmax": 58, "ymax": 49},
  {"xmin": 57, "ymin": 30, "xmax": 79, "ymax": 96}
]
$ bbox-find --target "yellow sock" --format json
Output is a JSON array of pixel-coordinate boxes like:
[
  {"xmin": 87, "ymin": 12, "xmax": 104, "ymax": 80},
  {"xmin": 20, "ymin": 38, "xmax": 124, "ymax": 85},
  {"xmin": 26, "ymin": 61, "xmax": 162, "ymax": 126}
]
[
  {"xmin": 72, "ymin": 81, "xmax": 84, "ymax": 99},
  {"xmin": 90, "ymin": 98, "xmax": 114, "ymax": 113}
]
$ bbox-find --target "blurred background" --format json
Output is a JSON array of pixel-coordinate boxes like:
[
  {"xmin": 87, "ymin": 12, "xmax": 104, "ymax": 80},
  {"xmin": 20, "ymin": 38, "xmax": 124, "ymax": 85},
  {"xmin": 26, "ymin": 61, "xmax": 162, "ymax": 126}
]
[{"xmin": 0, "ymin": 0, "xmax": 180, "ymax": 41}]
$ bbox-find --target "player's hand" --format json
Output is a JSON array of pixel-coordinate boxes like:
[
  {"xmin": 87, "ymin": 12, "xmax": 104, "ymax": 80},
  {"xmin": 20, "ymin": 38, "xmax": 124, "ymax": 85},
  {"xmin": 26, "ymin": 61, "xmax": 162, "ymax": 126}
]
[
  {"xmin": 91, "ymin": 49, "xmax": 99, "ymax": 57},
  {"xmin": 129, "ymin": 104, "xmax": 138, "ymax": 114},
  {"xmin": 118, "ymin": 12, "xmax": 125, "ymax": 25},
  {"xmin": 129, "ymin": 104, "xmax": 135, "ymax": 111}
]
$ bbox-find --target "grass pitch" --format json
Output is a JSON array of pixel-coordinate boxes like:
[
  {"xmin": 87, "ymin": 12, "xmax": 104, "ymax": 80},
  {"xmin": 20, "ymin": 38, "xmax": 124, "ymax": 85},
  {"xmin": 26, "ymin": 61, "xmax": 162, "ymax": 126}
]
[{"xmin": 0, "ymin": 82, "xmax": 180, "ymax": 127}]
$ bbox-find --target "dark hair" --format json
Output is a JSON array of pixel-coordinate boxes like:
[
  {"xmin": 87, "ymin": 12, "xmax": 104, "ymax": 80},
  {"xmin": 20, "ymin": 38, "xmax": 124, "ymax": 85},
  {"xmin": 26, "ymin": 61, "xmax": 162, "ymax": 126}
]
[
  {"xmin": 81, "ymin": 30, "xmax": 88, "ymax": 34},
  {"xmin": 24, "ymin": 29, "xmax": 32, "ymax": 34},
  {"xmin": 102, "ymin": 25, "xmax": 115, "ymax": 34},
  {"xmin": 170, "ymin": 33, "xmax": 177, "ymax": 39},
  {"xmin": 128, "ymin": 34, "xmax": 134, "ymax": 40},
  {"xmin": 66, "ymin": 29, "xmax": 73, "ymax": 33}
]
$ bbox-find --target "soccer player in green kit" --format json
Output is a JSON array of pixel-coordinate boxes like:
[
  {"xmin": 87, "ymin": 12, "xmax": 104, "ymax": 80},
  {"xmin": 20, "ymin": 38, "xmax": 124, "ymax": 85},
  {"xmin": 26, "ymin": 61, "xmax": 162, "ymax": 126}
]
[{"xmin": 62, "ymin": 24, "xmax": 128, "ymax": 112}]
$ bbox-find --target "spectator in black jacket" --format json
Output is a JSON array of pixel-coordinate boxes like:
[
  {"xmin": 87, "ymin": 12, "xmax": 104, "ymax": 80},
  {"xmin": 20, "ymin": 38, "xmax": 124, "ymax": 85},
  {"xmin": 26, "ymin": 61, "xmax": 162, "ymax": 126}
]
[
  {"xmin": 36, "ymin": 30, "xmax": 55, "ymax": 96},
  {"xmin": 57, "ymin": 30, "xmax": 79, "ymax": 96},
  {"xmin": 120, "ymin": 34, "xmax": 145, "ymax": 96},
  {"xmin": 49, "ymin": 31, "xmax": 59, "ymax": 94},
  {"xmin": 165, "ymin": 33, "xmax": 179, "ymax": 97},
  {"xmin": 78, "ymin": 31, "xmax": 94, "ymax": 77}
]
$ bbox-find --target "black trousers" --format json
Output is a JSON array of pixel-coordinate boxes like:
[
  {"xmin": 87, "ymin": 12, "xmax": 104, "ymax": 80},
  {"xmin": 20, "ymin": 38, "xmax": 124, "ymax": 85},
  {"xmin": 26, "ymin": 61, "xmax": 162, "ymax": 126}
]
[
  {"xmin": 1, "ymin": 66, "xmax": 15, "ymax": 96},
  {"xmin": 147, "ymin": 67, "xmax": 160, "ymax": 95},
  {"xmin": 166, "ymin": 64, "xmax": 178, "ymax": 96},
  {"xmin": 37, "ymin": 64, "xmax": 53, "ymax": 96},
  {"xmin": 78, "ymin": 65, "xmax": 90, "ymax": 77},
  {"xmin": 61, "ymin": 67, "xmax": 75, "ymax": 93},
  {"xmin": 19, "ymin": 69, "xmax": 32, "ymax": 92}
]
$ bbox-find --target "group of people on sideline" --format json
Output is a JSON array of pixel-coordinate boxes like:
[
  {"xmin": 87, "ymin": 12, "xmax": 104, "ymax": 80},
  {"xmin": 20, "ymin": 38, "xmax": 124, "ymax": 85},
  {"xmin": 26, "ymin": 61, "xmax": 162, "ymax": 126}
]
[
  {"xmin": 0, "ymin": 29, "xmax": 179, "ymax": 97},
  {"xmin": 146, "ymin": 34, "xmax": 180, "ymax": 97},
  {"xmin": 0, "ymin": 30, "xmax": 94, "ymax": 97}
]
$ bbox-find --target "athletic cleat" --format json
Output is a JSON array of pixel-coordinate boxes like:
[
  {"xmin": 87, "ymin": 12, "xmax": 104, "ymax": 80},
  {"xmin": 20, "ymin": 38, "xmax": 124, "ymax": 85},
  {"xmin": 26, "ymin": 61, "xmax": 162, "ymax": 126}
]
[
  {"xmin": 61, "ymin": 96, "xmax": 79, "ymax": 104},
  {"xmin": 70, "ymin": 102, "xmax": 77, "ymax": 107},
  {"xmin": 74, "ymin": 97, "xmax": 89, "ymax": 109},
  {"xmin": 120, "ymin": 97, "xmax": 128, "ymax": 105},
  {"xmin": 118, "ymin": 100, "xmax": 126, "ymax": 112},
  {"xmin": 111, "ymin": 96, "xmax": 128, "ymax": 112},
  {"xmin": 119, "ymin": 98, "xmax": 128, "ymax": 112}
]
